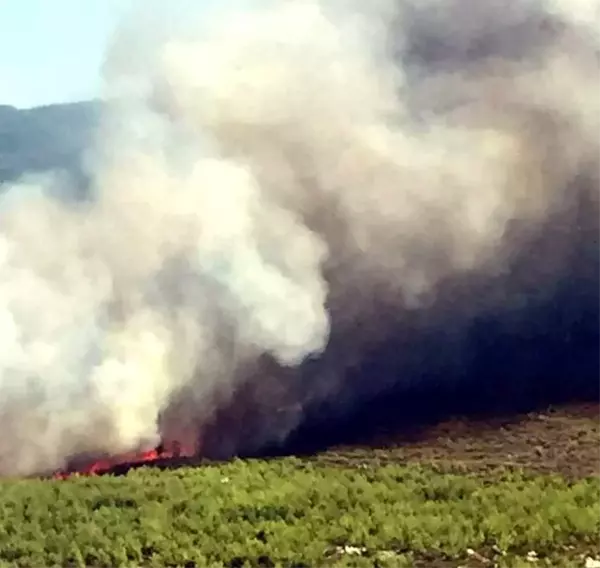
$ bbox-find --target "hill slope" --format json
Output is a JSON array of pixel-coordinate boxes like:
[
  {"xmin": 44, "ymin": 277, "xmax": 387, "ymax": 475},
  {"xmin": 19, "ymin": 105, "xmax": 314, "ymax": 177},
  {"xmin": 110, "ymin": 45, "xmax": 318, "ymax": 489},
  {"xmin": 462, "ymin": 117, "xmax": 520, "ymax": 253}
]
[{"xmin": 0, "ymin": 101, "xmax": 100, "ymax": 186}]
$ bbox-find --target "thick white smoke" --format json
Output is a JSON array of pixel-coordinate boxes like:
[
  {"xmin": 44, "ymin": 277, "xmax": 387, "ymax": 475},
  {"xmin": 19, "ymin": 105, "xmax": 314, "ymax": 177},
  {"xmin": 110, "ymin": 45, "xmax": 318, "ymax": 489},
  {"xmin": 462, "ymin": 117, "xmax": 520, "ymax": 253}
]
[{"xmin": 0, "ymin": 0, "xmax": 598, "ymax": 476}]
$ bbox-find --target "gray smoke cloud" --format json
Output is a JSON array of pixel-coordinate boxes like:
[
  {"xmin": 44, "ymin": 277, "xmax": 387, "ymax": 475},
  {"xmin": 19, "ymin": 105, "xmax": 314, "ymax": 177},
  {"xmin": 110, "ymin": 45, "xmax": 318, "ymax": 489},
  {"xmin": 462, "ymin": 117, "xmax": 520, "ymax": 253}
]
[{"xmin": 0, "ymin": 0, "xmax": 598, "ymax": 476}]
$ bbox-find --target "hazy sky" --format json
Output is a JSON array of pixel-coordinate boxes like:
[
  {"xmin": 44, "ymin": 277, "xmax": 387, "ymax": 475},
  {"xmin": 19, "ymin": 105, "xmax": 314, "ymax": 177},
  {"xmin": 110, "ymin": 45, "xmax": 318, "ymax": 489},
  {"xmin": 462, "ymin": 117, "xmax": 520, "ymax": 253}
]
[{"xmin": 0, "ymin": 0, "xmax": 132, "ymax": 108}]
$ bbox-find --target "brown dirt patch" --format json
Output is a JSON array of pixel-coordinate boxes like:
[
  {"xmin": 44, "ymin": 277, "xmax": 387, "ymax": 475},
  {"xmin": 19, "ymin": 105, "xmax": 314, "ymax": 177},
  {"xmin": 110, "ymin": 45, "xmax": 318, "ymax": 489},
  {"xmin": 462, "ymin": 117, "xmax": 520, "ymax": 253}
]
[{"xmin": 313, "ymin": 402, "xmax": 600, "ymax": 478}]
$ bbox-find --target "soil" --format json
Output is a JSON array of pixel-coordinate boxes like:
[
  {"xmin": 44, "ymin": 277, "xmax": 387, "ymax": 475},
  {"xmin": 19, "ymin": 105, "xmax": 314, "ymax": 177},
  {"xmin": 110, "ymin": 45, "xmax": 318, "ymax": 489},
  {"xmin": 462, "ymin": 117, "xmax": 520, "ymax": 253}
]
[{"xmin": 313, "ymin": 402, "xmax": 600, "ymax": 478}]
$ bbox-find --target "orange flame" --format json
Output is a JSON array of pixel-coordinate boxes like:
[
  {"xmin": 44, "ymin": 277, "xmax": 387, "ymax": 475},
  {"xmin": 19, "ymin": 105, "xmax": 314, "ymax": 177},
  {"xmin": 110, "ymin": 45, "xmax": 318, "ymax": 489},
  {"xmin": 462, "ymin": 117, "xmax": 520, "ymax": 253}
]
[{"xmin": 53, "ymin": 442, "xmax": 193, "ymax": 479}]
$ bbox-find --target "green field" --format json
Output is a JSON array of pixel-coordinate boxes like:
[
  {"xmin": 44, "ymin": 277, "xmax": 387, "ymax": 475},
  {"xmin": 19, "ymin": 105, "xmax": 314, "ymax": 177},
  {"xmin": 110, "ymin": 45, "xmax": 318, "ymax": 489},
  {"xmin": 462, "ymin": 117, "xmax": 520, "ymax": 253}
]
[{"xmin": 0, "ymin": 458, "xmax": 598, "ymax": 568}]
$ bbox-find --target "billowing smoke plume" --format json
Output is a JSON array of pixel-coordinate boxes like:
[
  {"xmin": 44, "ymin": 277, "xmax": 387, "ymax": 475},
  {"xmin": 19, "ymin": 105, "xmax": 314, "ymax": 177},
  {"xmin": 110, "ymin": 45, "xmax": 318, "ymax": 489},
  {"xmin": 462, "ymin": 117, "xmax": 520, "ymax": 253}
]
[{"xmin": 0, "ymin": 0, "xmax": 598, "ymax": 476}]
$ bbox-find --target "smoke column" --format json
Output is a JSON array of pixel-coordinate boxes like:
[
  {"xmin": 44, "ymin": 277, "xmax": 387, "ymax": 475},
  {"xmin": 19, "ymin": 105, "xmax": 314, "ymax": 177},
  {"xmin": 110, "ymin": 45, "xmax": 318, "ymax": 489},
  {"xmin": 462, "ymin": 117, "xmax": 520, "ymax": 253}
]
[{"xmin": 0, "ymin": 0, "xmax": 598, "ymax": 476}]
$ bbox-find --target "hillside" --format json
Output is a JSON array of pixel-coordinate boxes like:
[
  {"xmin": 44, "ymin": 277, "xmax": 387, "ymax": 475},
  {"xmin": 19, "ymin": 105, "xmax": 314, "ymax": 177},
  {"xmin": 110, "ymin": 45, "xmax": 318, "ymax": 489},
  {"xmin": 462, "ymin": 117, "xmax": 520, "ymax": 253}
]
[
  {"xmin": 1, "ymin": 404, "xmax": 598, "ymax": 567},
  {"xmin": 0, "ymin": 101, "xmax": 100, "ymax": 187}
]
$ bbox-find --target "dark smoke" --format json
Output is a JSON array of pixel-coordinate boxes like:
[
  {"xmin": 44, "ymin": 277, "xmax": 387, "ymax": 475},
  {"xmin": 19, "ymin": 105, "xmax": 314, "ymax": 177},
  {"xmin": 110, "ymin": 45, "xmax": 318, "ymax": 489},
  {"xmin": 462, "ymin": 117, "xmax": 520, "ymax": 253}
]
[{"xmin": 192, "ymin": 0, "xmax": 600, "ymax": 458}]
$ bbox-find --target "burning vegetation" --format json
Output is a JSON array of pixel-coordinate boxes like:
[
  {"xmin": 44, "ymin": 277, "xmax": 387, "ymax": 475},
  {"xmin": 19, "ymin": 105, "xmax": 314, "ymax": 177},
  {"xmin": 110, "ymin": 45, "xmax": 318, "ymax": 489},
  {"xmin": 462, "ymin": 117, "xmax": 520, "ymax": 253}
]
[{"xmin": 52, "ymin": 441, "xmax": 195, "ymax": 479}]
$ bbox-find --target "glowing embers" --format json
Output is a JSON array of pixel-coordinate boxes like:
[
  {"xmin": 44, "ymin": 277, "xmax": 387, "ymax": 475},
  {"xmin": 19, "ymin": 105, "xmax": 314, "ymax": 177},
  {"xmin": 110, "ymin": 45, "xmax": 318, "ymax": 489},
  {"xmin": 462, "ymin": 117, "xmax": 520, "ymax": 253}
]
[{"xmin": 52, "ymin": 441, "xmax": 193, "ymax": 479}]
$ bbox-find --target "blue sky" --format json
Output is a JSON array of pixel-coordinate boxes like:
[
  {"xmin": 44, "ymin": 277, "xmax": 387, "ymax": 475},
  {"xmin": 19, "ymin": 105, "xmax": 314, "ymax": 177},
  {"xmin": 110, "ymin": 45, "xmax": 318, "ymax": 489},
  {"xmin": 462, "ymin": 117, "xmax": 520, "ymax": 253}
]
[{"xmin": 0, "ymin": 0, "xmax": 132, "ymax": 108}]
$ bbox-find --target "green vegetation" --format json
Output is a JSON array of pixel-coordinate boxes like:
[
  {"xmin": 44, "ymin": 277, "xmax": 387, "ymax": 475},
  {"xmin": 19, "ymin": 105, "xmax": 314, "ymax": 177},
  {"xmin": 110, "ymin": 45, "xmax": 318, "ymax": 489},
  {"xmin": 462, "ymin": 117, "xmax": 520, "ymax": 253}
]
[{"xmin": 0, "ymin": 458, "xmax": 598, "ymax": 567}]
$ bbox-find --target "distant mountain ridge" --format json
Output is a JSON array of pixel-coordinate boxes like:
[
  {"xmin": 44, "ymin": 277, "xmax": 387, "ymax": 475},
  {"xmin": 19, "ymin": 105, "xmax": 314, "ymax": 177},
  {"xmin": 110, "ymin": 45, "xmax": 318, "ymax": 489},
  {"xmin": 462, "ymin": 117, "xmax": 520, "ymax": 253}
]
[{"xmin": 0, "ymin": 101, "xmax": 101, "ymax": 187}]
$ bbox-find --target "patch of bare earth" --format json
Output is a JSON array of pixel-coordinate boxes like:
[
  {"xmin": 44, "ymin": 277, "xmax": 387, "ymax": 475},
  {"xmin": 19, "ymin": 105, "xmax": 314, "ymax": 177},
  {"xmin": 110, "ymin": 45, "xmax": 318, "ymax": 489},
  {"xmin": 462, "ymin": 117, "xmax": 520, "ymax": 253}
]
[{"xmin": 313, "ymin": 403, "xmax": 600, "ymax": 478}]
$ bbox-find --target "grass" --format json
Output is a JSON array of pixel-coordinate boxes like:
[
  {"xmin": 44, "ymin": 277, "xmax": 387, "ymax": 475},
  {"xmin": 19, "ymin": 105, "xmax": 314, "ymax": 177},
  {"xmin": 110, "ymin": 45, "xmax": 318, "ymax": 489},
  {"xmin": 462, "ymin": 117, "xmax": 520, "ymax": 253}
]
[{"xmin": 0, "ymin": 458, "xmax": 598, "ymax": 567}]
